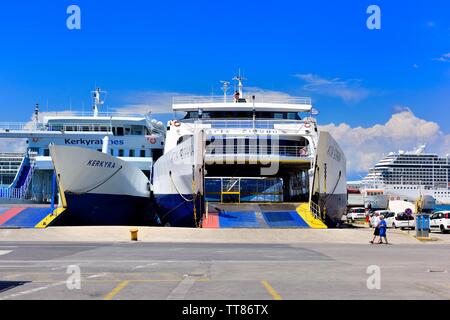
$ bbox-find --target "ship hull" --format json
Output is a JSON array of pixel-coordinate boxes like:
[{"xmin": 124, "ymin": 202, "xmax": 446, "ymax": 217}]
[
  {"xmin": 312, "ymin": 131, "xmax": 348, "ymax": 227},
  {"xmin": 153, "ymin": 193, "xmax": 202, "ymax": 227},
  {"xmin": 50, "ymin": 145, "xmax": 157, "ymax": 226},
  {"xmin": 60, "ymin": 193, "xmax": 153, "ymax": 226},
  {"xmin": 152, "ymin": 137, "xmax": 204, "ymax": 227}
]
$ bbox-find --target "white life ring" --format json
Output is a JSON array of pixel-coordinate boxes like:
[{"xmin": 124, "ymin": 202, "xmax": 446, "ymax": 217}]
[{"xmin": 173, "ymin": 120, "xmax": 181, "ymax": 127}]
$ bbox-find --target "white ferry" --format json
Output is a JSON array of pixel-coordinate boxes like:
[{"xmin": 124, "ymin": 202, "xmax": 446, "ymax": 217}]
[
  {"xmin": 0, "ymin": 89, "xmax": 166, "ymax": 225},
  {"xmin": 362, "ymin": 145, "xmax": 450, "ymax": 205},
  {"xmin": 152, "ymin": 75, "xmax": 347, "ymax": 227}
]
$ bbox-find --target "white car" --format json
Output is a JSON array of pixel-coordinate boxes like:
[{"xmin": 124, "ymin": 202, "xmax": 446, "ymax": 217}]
[
  {"xmin": 347, "ymin": 208, "xmax": 367, "ymax": 222},
  {"xmin": 430, "ymin": 211, "xmax": 450, "ymax": 234},
  {"xmin": 386, "ymin": 212, "xmax": 415, "ymax": 230}
]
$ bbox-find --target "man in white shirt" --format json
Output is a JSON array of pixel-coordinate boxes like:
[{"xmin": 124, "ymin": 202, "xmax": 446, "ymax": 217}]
[{"xmin": 370, "ymin": 212, "xmax": 381, "ymax": 244}]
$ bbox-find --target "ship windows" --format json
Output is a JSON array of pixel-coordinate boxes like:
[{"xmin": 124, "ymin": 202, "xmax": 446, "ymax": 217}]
[
  {"xmin": 131, "ymin": 126, "xmax": 143, "ymax": 136},
  {"xmin": 116, "ymin": 127, "xmax": 124, "ymax": 136},
  {"xmin": 140, "ymin": 149, "xmax": 146, "ymax": 157},
  {"xmin": 129, "ymin": 150, "xmax": 135, "ymax": 157},
  {"xmin": 44, "ymin": 149, "xmax": 50, "ymax": 157},
  {"xmin": 118, "ymin": 149, "xmax": 124, "ymax": 157},
  {"xmin": 274, "ymin": 113, "xmax": 284, "ymax": 119}
]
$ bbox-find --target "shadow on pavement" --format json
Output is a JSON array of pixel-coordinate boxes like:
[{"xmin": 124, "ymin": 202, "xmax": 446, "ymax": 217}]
[{"xmin": 0, "ymin": 281, "xmax": 30, "ymax": 294}]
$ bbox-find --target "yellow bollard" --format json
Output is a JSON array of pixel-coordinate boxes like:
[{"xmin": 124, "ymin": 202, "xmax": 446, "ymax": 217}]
[{"xmin": 130, "ymin": 229, "xmax": 139, "ymax": 241}]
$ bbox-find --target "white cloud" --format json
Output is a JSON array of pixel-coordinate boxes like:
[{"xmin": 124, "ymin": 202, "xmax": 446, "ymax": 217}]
[
  {"xmin": 433, "ymin": 53, "xmax": 450, "ymax": 62},
  {"xmin": 321, "ymin": 109, "xmax": 450, "ymax": 176},
  {"xmin": 115, "ymin": 91, "xmax": 182, "ymax": 115},
  {"xmin": 295, "ymin": 73, "xmax": 370, "ymax": 103}
]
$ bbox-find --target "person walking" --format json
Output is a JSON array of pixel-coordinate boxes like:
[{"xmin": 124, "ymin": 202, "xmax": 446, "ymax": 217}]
[
  {"xmin": 378, "ymin": 215, "xmax": 389, "ymax": 244},
  {"xmin": 370, "ymin": 212, "xmax": 381, "ymax": 244}
]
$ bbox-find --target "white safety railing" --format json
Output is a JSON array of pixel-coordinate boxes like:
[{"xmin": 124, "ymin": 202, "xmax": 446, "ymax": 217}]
[
  {"xmin": 0, "ymin": 122, "xmax": 114, "ymax": 133},
  {"xmin": 173, "ymin": 95, "xmax": 312, "ymax": 105},
  {"xmin": 206, "ymin": 145, "xmax": 311, "ymax": 158},
  {"xmin": 310, "ymin": 201, "xmax": 323, "ymax": 221},
  {"xmin": 182, "ymin": 119, "xmax": 315, "ymax": 130},
  {"xmin": 41, "ymin": 110, "xmax": 148, "ymax": 118}
]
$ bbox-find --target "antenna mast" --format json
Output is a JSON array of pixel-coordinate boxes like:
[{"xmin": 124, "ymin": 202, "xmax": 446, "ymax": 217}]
[
  {"xmin": 233, "ymin": 69, "xmax": 246, "ymax": 99},
  {"xmin": 92, "ymin": 88, "xmax": 105, "ymax": 117},
  {"xmin": 220, "ymin": 81, "xmax": 230, "ymax": 102}
]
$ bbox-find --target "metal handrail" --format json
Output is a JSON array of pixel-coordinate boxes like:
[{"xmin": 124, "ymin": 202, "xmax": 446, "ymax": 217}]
[
  {"xmin": 0, "ymin": 122, "xmax": 114, "ymax": 133},
  {"xmin": 42, "ymin": 111, "xmax": 148, "ymax": 118},
  {"xmin": 173, "ymin": 95, "xmax": 312, "ymax": 105},
  {"xmin": 310, "ymin": 201, "xmax": 322, "ymax": 220},
  {"xmin": 182, "ymin": 119, "xmax": 315, "ymax": 130},
  {"xmin": 206, "ymin": 145, "xmax": 311, "ymax": 157}
]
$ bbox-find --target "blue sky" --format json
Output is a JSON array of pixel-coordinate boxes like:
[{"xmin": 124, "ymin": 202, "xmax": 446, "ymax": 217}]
[{"xmin": 0, "ymin": 0, "xmax": 449, "ymax": 177}]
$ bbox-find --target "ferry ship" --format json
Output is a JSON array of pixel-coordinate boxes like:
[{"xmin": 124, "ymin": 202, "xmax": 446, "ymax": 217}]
[
  {"xmin": 0, "ymin": 89, "xmax": 166, "ymax": 225},
  {"xmin": 362, "ymin": 145, "xmax": 450, "ymax": 205},
  {"xmin": 152, "ymin": 75, "xmax": 347, "ymax": 227}
]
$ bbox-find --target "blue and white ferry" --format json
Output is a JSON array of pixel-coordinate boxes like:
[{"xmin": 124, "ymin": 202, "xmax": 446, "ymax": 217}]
[{"xmin": 0, "ymin": 89, "xmax": 166, "ymax": 225}]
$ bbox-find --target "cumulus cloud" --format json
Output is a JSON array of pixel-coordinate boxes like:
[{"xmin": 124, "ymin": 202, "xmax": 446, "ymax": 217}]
[
  {"xmin": 321, "ymin": 109, "xmax": 450, "ymax": 176},
  {"xmin": 433, "ymin": 53, "xmax": 450, "ymax": 62},
  {"xmin": 114, "ymin": 91, "xmax": 181, "ymax": 115},
  {"xmin": 295, "ymin": 73, "xmax": 370, "ymax": 103}
]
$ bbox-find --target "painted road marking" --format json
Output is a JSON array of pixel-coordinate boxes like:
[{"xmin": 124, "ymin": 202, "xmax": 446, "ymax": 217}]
[
  {"xmin": 87, "ymin": 273, "xmax": 107, "ymax": 279},
  {"xmin": 103, "ymin": 280, "xmax": 130, "ymax": 300},
  {"xmin": 167, "ymin": 276, "xmax": 196, "ymax": 300},
  {"xmin": 261, "ymin": 280, "xmax": 282, "ymax": 300},
  {"xmin": 133, "ymin": 263, "xmax": 158, "ymax": 270},
  {"xmin": 0, "ymin": 250, "xmax": 12, "ymax": 256}
]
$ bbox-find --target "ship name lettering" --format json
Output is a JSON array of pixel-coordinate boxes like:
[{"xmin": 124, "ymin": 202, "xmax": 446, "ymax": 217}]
[{"xmin": 86, "ymin": 160, "xmax": 116, "ymax": 169}]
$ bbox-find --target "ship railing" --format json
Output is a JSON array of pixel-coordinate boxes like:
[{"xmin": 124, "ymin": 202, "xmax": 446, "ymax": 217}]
[
  {"xmin": 173, "ymin": 95, "xmax": 312, "ymax": 105},
  {"xmin": 182, "ymin": 119, "xmax": 315, "ymax": 130},
  {"xmin": 0, "ymin": 122, "xmax": 114, "ymax": 133},
  {"xmin": 40, "ymin": 111, "xmax": 148, "ymax": 118},
  {"xmin": 205, "ymin": 145, "xmax": 311, "ymax": 158},
  {"xmin": 0, "ymin": 185, "xmax": 28, "ymax": 200},
  {"xmin": 310, "ymin": 201, "xmax": 323, "ymax": 221}
]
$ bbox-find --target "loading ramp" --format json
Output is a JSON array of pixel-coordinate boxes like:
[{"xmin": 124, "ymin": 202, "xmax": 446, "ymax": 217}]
[
  {"xmin": 0, "ymin": 206, "xmax": 65, "ymax": 229},
  {"xmin": 202, "ymin": 203, "xmax": 327, "ymax": 229}
]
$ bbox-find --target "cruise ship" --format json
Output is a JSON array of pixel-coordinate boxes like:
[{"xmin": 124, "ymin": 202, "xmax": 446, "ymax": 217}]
[
  {"xmin": 362, "ymin": 145, "xmax": 450, "ymax": 205},
  {"xmin": 152, "ymin": 75, "xmax": 347, "ymax": 227},
  {"xmin": 0, "ymin": 89, "xmax": 166, "ymax": 225}
]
